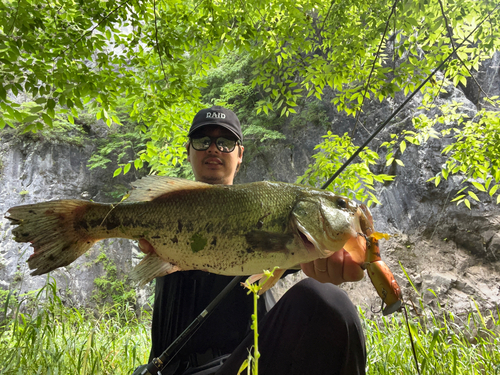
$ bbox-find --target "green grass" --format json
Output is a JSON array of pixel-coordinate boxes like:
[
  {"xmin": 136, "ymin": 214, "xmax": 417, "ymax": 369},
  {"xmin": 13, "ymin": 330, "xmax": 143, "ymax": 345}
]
[
  {"xmin": 0, "ymin": 279, "xmax": 150, "ymax": 374},
  {"xmin": 362, "ymin": 305, "xmax": 500, "ymax": 375},
  {"xmin": 1, "ymin": 278, "xmax": 499, "ymax": 374}
]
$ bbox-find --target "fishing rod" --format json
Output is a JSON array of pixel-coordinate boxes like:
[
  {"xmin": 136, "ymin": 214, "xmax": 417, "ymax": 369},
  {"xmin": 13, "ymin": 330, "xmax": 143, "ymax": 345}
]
[{"xmin": 139, "ymin": 275, "xmax": 245, "ymax": 375}]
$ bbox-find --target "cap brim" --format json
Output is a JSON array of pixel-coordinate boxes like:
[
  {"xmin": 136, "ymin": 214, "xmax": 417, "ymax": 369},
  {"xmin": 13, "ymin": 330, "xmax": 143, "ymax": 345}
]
[{"xmin": 188, "ymin": 122, "xmax": 242, "ymax": 141}]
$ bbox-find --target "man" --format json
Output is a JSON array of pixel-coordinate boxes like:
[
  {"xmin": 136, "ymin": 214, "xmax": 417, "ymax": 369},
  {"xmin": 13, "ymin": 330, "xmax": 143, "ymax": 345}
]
[{"xmin": 137, "ymin": 106, "xmax": 366, "ymax": 375}]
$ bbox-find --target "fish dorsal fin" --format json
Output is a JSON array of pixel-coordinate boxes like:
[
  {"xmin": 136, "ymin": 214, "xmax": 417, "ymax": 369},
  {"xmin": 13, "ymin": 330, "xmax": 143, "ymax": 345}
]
[{"xmin": 127, "ymin": 176, "xmax": 210, "ymax": 202}]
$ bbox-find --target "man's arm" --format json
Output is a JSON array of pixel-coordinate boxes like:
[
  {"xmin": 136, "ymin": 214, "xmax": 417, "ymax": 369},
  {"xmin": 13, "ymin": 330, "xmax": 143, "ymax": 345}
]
[{"xmin": 300, "ymin": 249, "xmax": 365, "ymax": 285}]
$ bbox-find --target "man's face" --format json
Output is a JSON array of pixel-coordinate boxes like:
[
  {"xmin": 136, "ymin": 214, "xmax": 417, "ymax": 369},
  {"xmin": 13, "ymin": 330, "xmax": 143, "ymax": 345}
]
[{"xmin": 187, "ymin": 125, "xmax": 244, "ymax": 185}]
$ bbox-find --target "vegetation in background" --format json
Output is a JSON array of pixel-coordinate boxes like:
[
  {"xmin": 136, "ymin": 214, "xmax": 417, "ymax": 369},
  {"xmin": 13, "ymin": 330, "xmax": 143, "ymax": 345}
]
[
  {"xmin": 91, "ymin": 250, "xmax": 137, "ymax": 319},
  {"xmin": 0, "ymin": 278, "xmax": 150, "ymax": 374},
  {"xmin": 298, "ymin": 132, "xmax": 394, "ymax": 206},
  {"xmin": 1, "ymin": 0, "xmax": 499, "ymax": 204},
  {"xmin": 1, "ymin": 276, "xmax": 498, "ymax": 374},
  {"xmin": 202, "ymin": 50, "xmax": 287, "ymax": 146}
]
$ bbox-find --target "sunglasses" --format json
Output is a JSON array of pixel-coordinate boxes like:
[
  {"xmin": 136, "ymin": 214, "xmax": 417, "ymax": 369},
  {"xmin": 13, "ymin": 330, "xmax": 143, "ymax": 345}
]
[{"xmin": 190, "ymin": 136, "xmax": 240, "ymax": 153}]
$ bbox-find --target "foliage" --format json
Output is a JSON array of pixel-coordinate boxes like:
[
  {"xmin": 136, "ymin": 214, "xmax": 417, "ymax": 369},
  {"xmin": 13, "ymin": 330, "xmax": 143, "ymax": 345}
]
[
  {"xmin": 289, "ymin": 100, "xmax": 331, "ymax": 130},
  {"xmin": 91, "ymin": 249, "xmax": 137, "ymax": 315},
  {"xmin": 363, "ymin": 264, "xmax": 500, "ymax": 374},
  {"xmin": 363, "ymin": 304, "xmax": 500, "ymax": 374},
  {"xmin": 0, "ymin": 278, "xmax": 150, "ymax": 374},
  {"xmin": 2, "ymin": 274, "xmax": 499, "ymax": 374},
  {"xmin": 1, "ymin": 0, "xmax": 500, "ymax": 201},
  {"xmin": 202, "ymin": 50, "xmax": 287, "ymax": 144},
  {"xmin": 377, "ymin": 94, "xmax": 500, "ymax": 208},
  {"xmin": 298, "ymin": 132, "xmax": 394, "ymax": 207},
  {"xmin": 1, "ymin": 100, "xmax": 87, "ymax": 145},
  {"xmin": 429, "ymin": 98, "xmax": 500, "ymax": 208}
]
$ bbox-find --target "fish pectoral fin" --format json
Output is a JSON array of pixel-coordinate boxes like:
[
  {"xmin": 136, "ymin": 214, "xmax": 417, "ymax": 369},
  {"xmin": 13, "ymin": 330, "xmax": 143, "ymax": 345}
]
[
  {"xmin": 127, "ymin": 176, "xmax": 210, "ymax": 202},
  {"xmin": 130, "ymin": 252, "xmax": 179, "ymax": 287},
  {"xmin": 258, "ymin": 268, "xmax": 286, "ymax": 295},
  {"xmin": 246, "ymin": 273, "xmax": 264, "ymax": 285}
]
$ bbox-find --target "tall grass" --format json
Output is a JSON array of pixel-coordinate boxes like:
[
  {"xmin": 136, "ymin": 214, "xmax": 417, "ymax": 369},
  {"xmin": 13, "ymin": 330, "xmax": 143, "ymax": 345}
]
[
  {"xmin": 1, "ymin": 277, "xmax": 499, "ymax": 374},
  {"xmin": 362, "ymin": 305, "xmax": 500, "ymax": 375},
  {"xmin": 0, "ymin": 278, "xmax": 150, "ymax": 374}
]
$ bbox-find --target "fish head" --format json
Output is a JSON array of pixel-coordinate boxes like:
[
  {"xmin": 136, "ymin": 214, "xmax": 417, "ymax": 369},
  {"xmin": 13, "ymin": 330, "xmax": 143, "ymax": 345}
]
[{"xmin": 292, "ymin": 191, "xmax": 365, "ymax": 259}]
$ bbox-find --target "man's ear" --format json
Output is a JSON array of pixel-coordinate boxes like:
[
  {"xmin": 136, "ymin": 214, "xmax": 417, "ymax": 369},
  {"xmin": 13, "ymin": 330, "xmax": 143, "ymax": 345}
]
[
  {"xmin": 238, "ymin": 145, "xmax": 244, "ymax": 162},
  {"xmin": 235, "ymin": 145, "xmax": 244, "ymax": 172}
]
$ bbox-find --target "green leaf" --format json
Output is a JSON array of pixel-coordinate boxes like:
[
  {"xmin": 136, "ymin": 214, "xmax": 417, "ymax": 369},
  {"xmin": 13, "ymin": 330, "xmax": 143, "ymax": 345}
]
[
  {"xmin": 113, "ymin": 168, "xmax": 122, "ymax": 177},
  {"xmin": 468, "ymin": 191, "xmax": 480, "ymax": 201},
  {"xmin": 23, "ymin": 115, "xmax": 39, "ymax": 123},
  {"xmin": 451, "ymin": 194, "xmax": 465, "ymax": 202},
  {"xmin": 123, "ymin": 163, "xmax": 131, "ymax": 175},
  {"xmin": 464, "ymin": 199, "xmax": 471, "ymax": 209},
  {"xmin": 435, "ymin": 175, "xmax": 441, "ymax": 186},
  {"xmin": 111, "ymin": 115, "xmax": 121, "ymax": 125},
  {"xmin": 471, "ymin": 181, "xmax": 486, "ymax": 192},
  {"xmin": 395, "ymin": 159, "xmax": 404, "ymax": 166},
  {"xmin": 400, "ymin": 140, "xmax": 406, "ymax": 153},
  {"xmin": 489, "ymin": 184, "xmax": 499, "ymax": 196},
  {"xmin": 47, "ymin": 99, "xmax": 56, "ymax": 110},
  {"xmin": 42, "ymin": 113, "xmax": 53, "ymax": 127}
]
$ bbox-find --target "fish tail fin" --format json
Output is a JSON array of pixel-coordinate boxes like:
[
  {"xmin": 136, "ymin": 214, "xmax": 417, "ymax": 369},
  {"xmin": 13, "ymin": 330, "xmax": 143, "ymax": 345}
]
[
  {"xmin": 6, "ymin": 200, "xmax": 99, "ymax": 275},
  {"xmin": 130, "ymin": 252, "xmax": 179, "ymax": 286}
]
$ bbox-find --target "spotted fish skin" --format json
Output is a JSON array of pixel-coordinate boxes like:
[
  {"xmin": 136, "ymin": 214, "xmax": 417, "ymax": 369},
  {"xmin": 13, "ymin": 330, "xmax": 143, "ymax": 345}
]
[{"xmin": 6, "ymin": 176, "xmax": 367, "ymax": 285}]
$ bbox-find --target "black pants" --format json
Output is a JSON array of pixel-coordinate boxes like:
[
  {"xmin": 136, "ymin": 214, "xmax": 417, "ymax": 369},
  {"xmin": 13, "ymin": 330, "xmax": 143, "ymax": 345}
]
[{"xmin": 215, "ymin": 278, "xmax": 366, "ymax": 375}]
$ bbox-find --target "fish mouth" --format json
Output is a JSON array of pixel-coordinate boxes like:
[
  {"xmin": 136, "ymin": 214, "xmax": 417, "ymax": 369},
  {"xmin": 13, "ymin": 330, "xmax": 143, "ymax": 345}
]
[{"xmin": 295, "ymin": 221, "xmax": 323, "ymax": 255}]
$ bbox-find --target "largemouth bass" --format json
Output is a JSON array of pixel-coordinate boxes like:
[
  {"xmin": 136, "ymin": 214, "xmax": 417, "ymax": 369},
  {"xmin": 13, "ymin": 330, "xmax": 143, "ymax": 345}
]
[{"xmin": 6, "ymin": 176, "xmax": 401, "ymax": 313}]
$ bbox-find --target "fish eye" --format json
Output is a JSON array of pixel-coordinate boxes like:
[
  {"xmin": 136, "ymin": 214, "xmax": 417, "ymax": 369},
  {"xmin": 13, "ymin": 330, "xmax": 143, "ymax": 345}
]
[{"xmin": 337, "ymin": 198, "xmax": 347, "ymax": 209}]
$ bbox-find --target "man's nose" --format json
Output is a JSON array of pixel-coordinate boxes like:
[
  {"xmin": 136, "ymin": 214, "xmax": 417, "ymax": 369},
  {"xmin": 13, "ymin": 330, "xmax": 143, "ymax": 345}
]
[{"xmin": 206, "ymin": 140, "xmax": 219, "ymax": 153}]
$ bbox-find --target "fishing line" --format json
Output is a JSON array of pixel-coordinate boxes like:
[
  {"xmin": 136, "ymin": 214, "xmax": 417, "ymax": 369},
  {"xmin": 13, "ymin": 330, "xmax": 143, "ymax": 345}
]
[
  {"xmin": 320, "ymin": 1, "xmax": 500, "ymax": 191},
  {"xmin": 403, "ymin": 303, "xmax": 421, "ymax": 375}
]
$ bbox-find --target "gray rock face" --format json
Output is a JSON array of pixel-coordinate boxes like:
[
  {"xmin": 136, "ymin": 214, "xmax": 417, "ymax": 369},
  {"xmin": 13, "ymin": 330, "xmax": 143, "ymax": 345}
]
[{"xmin": 0, "ymin": 130, "xmax": 145, "ymax": 309}]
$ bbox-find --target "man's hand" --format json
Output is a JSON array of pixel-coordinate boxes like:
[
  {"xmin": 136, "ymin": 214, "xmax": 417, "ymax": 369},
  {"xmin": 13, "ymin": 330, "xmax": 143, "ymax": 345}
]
[{"xmin": 300, "ymin": 249, "xmax": 365, "ymax": 285}]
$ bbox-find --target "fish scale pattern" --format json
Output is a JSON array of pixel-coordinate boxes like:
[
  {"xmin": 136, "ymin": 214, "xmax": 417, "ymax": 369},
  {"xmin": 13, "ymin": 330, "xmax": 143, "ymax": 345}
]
[{"xmin": 7, "ymin": 177, "xmax": 362, "ymax": 281}]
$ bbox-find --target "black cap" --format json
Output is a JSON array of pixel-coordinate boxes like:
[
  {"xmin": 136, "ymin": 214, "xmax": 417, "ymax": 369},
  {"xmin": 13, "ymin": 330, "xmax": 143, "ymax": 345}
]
[{"xmin": 188, "ymin": 106, "xmax": 243, "ymax": 142}]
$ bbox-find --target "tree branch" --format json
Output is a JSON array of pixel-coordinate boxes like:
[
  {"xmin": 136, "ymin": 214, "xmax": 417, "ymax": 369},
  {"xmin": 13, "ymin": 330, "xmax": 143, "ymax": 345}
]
[
  {"xmin": 437, "ymin": 0, "xmax": 491, "ymax": 102},
  {"xmin": 351, "ymin": 0, "xmax": 400, "ymax": 137},
  {"xmin": 153, "ymin": 0, "xmax": 169, "ymax": 84},
  {"xmin": 54, "ymin": 0, "xmax": 133, "ymax": 62}
]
